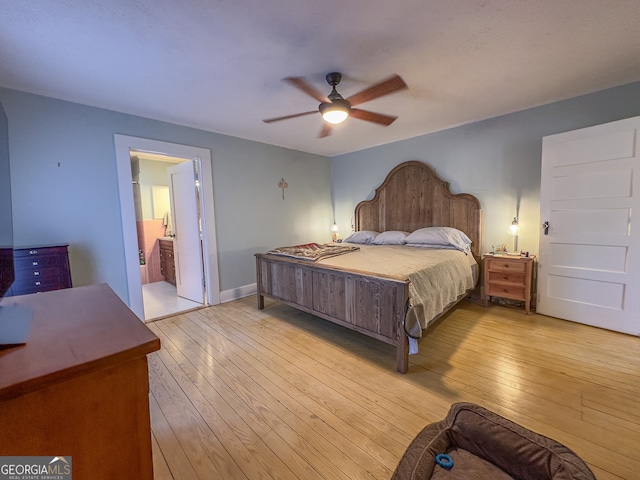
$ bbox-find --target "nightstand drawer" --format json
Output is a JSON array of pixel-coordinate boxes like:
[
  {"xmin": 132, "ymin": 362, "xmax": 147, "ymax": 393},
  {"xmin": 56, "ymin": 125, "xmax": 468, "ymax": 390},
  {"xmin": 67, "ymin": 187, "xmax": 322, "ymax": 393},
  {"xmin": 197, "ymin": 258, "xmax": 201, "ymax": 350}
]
[
  {"xmin": 487, "ymin": 271, "xmax": 525, "ymax": 284},
  {"xmin": 486, "ymin": 283, "xmax": 525, "ymax": 299},
  {"xmin": 487, "ymin": 259, "xmax": 526, "ymax": 273}
]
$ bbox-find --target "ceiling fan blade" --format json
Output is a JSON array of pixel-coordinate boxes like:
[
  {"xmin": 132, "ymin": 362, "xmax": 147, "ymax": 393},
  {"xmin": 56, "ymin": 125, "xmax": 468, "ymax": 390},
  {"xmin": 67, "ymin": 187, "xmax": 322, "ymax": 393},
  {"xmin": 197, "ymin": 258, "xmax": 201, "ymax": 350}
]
[
  {"xmin": 346, "ymin": 74, "xmax": 408, "ymax": 106},
  {"xmin": 318, "ymin": 123, "xmax": 332, "ymax": 138},
  {"xmin": 262, "ymin": 110, "xmax": 318, "ymax": 123},
  {"xmin": 284, "ymin": 77, "xmax": 331, "ymax": 103},
  {"xmin": 350, "ymin": 108, "xmax": 398, "ymax": 126}
]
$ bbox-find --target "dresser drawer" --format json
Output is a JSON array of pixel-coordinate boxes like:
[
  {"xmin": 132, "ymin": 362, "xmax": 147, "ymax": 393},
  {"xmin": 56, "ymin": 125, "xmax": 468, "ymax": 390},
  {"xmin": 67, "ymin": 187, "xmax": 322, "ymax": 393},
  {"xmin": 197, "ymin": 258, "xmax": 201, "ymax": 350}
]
[
  {"xmin": 487, "ymin": 258, "xmax": 526, "ymax": 273},
  {"xmin": 13, "ymin": 245, "xmax": 69, "ymax": 258},
  {"xmin": 12, "ymin": 274, "xmax": 69, "ymax": 295},
  {"xmin": 14, "ymin": 264, "xmax": 64, "ymax": 281},
  {"xmin": 14, "ymin": 254, "xmax": 67, "ymax": 271}
]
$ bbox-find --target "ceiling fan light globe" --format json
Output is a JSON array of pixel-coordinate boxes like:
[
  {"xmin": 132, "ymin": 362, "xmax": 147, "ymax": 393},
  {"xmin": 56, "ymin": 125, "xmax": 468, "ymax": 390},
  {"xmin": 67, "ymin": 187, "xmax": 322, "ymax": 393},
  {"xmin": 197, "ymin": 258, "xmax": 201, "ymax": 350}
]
[
  {"xmin": 319, "ymin": 100, "xmax": 350, "ymax": 124},
  {"xmin": 322, "ymin": 109, "xmax": 349, "ymax": 124}
]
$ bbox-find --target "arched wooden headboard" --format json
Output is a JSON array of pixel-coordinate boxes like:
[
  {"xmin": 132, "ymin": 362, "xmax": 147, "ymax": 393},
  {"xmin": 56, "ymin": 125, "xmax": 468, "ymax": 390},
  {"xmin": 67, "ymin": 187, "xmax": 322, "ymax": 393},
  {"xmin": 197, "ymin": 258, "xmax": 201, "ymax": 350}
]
[{"xmin": 354, "ymin": 161, "xmax": 482, "ymax": 263}]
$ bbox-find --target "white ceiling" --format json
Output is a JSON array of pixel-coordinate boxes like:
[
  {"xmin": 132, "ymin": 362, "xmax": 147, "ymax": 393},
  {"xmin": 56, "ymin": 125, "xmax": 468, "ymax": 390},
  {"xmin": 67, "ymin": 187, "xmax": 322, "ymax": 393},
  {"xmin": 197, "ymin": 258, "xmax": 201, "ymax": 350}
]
[{"xmin": 2, "ymin": 0, "xmax": 640, "ymax": 157}]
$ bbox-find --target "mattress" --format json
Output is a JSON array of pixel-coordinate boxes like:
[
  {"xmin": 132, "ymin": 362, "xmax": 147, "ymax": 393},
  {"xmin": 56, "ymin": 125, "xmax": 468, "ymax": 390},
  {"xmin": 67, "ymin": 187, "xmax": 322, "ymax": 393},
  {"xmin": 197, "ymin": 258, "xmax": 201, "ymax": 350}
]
[{"xmin": 318, "ymin": 244, "xmax": 477, "ymax": 342}]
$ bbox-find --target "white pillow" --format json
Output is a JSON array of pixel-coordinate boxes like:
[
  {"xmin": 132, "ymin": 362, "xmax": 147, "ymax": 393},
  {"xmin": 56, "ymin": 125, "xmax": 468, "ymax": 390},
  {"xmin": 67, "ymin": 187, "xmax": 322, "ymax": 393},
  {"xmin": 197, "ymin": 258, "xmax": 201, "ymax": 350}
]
[
  {"xmin": 372, "ymin": 231, "xmax": 409, "ymax": 245},
  {"xmin": 343, "ymin": 230, "xmax": 379, "ymax": 244},
  {"xmin": 405, "ymin": 227, "xmax": 472, "ymax": 253}
]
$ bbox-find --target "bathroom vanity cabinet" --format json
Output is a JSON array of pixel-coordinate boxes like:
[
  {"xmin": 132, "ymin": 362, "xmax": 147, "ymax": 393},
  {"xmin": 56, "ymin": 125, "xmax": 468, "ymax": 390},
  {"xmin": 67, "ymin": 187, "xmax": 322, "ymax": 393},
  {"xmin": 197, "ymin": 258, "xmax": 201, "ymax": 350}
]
[{"xmin": 159, "ymin": 239, "xmax": 176, "ymax": 285}]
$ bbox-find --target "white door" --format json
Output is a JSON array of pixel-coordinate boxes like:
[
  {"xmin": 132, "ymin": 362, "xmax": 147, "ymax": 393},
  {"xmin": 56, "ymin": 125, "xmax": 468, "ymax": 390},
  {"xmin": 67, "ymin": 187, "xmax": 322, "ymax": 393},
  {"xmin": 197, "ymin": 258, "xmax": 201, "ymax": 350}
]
[
  {"xmin": 168, "ymin": 161, "xmax": 205, "ymax": 304},
  {"xmin": 538, "ymin": 116, "xmax": 640, "ymax": 335}
]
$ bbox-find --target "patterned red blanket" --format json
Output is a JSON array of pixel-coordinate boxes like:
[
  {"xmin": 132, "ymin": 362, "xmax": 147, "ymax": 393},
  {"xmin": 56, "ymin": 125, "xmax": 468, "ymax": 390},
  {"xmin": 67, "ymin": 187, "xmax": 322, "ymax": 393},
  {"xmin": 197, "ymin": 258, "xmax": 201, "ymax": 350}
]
[{"xmin": 267, "ymin": 243, "xmax": 359, "ymax": 261}]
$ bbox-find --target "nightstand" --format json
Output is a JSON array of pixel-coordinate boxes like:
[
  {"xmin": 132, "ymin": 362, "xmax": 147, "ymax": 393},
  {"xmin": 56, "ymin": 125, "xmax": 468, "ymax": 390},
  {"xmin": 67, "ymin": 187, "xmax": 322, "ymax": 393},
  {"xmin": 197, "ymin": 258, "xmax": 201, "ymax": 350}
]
[{"xmin": 484, "ymin": 254, "xmax": 535, "ymax": 314}]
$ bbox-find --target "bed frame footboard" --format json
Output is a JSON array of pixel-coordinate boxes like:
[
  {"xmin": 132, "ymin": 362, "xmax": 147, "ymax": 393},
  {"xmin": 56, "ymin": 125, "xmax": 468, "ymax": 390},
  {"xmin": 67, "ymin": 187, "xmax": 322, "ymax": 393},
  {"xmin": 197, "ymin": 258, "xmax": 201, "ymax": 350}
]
[{"xmin": 256, "ymin": 253, "xmax": 411, "ymax": 373}]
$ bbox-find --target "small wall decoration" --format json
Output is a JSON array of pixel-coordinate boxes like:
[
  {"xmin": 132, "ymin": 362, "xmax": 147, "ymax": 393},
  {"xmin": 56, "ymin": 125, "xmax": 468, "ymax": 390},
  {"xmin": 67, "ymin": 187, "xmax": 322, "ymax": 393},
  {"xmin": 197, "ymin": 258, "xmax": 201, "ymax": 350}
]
[{"xmin": 278, "ymin": 178, "xmax": 288, "ymax": 200}]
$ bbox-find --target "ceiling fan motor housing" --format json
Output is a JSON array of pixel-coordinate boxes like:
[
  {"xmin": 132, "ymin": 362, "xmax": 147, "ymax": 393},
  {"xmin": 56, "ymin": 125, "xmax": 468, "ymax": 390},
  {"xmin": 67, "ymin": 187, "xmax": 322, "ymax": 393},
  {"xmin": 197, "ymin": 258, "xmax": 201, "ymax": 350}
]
[{"xmin": 326, "ymin": 72, "xmax": 342, "ymax": 86}]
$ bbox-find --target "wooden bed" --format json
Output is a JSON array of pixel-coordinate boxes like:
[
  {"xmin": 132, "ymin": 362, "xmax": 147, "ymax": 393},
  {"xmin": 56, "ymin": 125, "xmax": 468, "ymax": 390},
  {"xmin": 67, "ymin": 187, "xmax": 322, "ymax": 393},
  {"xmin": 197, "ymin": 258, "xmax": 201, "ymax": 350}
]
[{"xmin": 255, "ymin": 161, "xmax": 481, "ymax": 373}]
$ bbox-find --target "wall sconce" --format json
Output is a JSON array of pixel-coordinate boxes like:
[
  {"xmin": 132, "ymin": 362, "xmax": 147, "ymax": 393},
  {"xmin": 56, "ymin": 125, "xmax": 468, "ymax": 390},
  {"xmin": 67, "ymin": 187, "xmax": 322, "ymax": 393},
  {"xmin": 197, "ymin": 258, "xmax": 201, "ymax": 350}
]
[
  {"xmin": 508, "ymin": 217, "xmax": 519, "ymax": 251},
  {"xmin": 278, "ymin": 178, "xmax": 288, "ymax": 200},
  {"xmin": 509, "ymin": 217, "xmax": 519, "ymax": 236},
  {"xmin": 331, "ymin": 222, "xmax": 339, "ymax": 242}
]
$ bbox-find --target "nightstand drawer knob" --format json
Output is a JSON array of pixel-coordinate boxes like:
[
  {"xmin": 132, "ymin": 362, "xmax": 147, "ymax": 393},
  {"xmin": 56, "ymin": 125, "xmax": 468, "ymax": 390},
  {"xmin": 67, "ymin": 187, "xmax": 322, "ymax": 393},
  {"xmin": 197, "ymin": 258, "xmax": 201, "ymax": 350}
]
[
  {"xmin": 34, "ymin": 271, "xmax": 40, "ymax": 276},
  {"xmin": 32, "ymin": 261, "xmax": 39, "ymax": 266}
]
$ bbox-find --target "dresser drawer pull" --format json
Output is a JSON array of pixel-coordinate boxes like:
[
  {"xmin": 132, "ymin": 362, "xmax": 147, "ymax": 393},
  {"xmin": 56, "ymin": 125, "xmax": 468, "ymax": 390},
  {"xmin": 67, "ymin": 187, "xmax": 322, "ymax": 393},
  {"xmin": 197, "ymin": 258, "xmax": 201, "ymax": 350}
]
[
  {"xmin": 32, "ymin": 261, "xmax": 39, "ymax": 266},
  {"xmin": 34, "ymin": 271, "xmax": 40, "ymax": 276},
  {"xmin": 29, "ymin": 250, "xmax": 39, "ymax": 255},
  {"xmin": 35, "ymin": 281, "xmax": 41, "ymax": 286}
]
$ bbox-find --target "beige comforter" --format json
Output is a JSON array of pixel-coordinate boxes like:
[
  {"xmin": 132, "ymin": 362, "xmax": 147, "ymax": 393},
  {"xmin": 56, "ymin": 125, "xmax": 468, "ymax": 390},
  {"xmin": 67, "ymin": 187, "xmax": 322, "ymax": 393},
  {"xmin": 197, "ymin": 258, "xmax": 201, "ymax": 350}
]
[{"xmin": 318, "ymin": 244, "xmax": 477, "ymax": 339}]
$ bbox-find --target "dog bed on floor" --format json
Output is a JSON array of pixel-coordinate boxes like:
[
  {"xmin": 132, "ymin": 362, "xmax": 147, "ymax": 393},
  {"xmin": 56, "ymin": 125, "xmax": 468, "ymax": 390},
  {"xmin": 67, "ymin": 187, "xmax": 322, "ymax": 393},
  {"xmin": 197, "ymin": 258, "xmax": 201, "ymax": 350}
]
[{"xmin": 392, "ymin": 402, "xmax": 596, "ymax": 480}]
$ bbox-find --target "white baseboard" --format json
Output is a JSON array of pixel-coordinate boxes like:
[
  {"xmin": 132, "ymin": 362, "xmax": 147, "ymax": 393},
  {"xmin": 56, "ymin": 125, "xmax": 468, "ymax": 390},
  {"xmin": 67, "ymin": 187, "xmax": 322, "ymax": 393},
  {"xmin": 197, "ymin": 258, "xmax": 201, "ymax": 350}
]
[{"xmin": 219, "ymin": 283, "xmax": 257, "ymax": 303}]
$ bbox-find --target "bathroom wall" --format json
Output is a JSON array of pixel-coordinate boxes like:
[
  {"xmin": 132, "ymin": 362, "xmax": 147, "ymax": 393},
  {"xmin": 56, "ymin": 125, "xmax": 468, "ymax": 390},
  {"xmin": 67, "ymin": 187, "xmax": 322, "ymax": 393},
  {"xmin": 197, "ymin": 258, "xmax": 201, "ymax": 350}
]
[{"xmin": 137, "ymin": 219, "xmax": 165, "ymax": 284}]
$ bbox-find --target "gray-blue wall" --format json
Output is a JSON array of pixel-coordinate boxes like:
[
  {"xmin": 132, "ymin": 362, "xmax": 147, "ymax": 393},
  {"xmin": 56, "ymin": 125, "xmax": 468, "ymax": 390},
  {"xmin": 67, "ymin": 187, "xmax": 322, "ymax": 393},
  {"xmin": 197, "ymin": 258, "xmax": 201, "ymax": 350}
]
[
  {"xmin": 4, "ymin": 80, "xmax": 640, "ymax": 305},
  {"xmin": 332, "ymin": 81, "xmax": 640, "ymax": 256},
  {"xmin": 0, "ymin": 88, "xmax": 332, "ymax": 303}
]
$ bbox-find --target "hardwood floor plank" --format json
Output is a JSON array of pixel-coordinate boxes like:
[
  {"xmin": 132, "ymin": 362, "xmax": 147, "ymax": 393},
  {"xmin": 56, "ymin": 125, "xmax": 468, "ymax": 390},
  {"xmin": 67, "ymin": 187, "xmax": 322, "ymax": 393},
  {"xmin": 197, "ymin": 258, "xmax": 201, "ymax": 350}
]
[
  {"xmin": 149, "ymin": 297, "xmax": 640, "ymax": 480},
  {"xmin": 149, "ymin": 390, "xmax": 200, "ymax": 480},
  {"xmin": 151, "ymin": 430, "xmax": 173, "ymax": 480},
  {"xmin": 582, "ymin": 388, "xmax": 640, "ymax": 433}
]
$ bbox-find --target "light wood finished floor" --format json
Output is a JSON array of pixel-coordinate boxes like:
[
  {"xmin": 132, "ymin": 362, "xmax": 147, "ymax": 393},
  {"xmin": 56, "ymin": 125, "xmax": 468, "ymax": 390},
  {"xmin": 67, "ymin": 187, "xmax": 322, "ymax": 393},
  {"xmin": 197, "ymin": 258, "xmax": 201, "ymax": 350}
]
[{"xmin": 148, "ymin": 296, "xmax": 640, "ymax": 480}]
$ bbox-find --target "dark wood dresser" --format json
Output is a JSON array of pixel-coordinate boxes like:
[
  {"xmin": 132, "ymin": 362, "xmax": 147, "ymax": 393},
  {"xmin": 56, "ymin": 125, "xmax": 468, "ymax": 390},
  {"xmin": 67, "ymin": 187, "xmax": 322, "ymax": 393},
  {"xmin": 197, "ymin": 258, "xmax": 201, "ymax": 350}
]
[
  {"xmin": 10, "ymin": 244, "xmax": 71, "ymax": 296},
  {"xmin": 0, "ymin": 284, "xmax": 161, "ymax": 479}
]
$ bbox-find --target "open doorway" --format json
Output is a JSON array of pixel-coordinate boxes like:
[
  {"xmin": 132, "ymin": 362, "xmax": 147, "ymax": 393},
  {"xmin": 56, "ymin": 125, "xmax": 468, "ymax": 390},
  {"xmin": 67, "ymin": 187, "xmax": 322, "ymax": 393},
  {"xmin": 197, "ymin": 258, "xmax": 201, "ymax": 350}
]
[
  {"xmin": 115, "ymin": 135, "xmax": 220, "ymax": 321},
  {"xmin": 132, "ymin": 152, "xmax": 204, "ymax": 320}
]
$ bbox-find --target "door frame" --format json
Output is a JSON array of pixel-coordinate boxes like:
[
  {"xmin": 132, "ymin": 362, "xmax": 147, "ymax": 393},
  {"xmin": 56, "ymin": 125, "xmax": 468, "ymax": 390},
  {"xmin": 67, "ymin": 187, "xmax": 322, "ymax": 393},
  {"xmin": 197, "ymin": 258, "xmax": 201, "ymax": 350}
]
[{"xmin": 114, "ymin": 135, "xmax": 220, "ymax": 319}]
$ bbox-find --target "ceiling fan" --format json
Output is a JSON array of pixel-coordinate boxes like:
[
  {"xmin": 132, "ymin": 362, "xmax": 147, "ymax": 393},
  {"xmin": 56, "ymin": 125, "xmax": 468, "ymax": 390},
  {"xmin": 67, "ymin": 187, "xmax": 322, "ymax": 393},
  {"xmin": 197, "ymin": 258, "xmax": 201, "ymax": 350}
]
[{"xmin": 263, "ymin": 72, "xmax": 408, "ymax": 138}]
